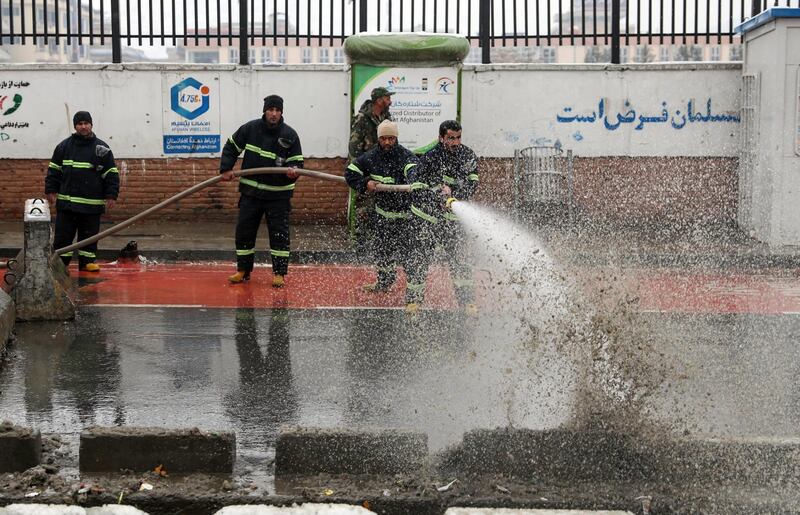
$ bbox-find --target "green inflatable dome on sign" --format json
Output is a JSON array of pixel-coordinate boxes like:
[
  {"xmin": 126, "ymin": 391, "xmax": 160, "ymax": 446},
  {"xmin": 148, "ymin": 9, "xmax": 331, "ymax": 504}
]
[{"xmin": 343, "ymin": 32, "xmax": 470, "ymax": 66}]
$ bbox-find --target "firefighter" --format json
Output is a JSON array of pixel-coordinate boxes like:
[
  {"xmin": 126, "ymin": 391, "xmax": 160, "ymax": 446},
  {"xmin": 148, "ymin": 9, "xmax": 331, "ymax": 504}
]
[
  {"xmin": 45, "ymin": 110, "xmax": 119, "ymax": 272},
  {"xmin": 220, "ymin": 94, "xmax": 304, "ymax": 287},
  {"xmin": 417, "ymin": 120, "xmax": 480, "ymax": 315},
  {"xmin": 345, "ymin": 120, "xmax": 418, "ymax": 295},
  {"xmin": 347, "ymin": 87, "xmax": 395, "ymax": 257}
]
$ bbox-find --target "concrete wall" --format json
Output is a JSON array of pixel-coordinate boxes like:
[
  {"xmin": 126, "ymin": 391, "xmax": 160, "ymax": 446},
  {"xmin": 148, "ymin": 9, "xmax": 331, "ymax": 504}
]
[
  {"xmin": 0, "ymin": 63, "xmax": 742, "ymax": 223},
  {"xmin": 740, "ymin": 14, "xmax": 800, "ymax": 245}
]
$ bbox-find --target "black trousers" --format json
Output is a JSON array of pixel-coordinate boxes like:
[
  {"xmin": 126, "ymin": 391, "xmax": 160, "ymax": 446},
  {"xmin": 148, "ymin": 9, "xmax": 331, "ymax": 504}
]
[
  {"xmin": 371, "ymin": 213, "xmax": 410, "ymax": 289},
  {"xmin": 53, "ymin": 209, "xmax": 101, "ymax": 267},
  {"xmin": 235, "ymin": 194, "xmax": 291, "ymax": 275},
  {"xmin": 405, "ymin": 218, "xmax": 474, "ymax": 306}
]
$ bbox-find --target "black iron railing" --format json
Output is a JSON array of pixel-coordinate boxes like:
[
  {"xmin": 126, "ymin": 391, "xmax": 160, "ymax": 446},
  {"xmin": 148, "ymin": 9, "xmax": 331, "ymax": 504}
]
[{"xmin": 0, "ymin": 0, "xmax": 796, "ymax": 64}]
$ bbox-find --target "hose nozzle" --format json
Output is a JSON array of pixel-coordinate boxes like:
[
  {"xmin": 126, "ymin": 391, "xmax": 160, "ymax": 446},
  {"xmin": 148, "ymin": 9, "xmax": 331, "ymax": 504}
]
[{"xmin": 445, "ymin": 197, "xmax": 458, "ymax": 211}]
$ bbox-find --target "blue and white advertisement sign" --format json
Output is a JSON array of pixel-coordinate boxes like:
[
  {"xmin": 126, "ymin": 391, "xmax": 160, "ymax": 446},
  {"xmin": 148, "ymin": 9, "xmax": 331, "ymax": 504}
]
[{"xmin": 162, "ymin": 73, "xmax": 221, "ymax": 155}]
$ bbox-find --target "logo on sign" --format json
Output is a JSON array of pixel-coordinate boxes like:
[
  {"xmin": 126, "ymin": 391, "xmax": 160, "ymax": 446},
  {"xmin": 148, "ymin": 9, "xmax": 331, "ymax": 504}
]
[
  {"xmin": 436, "ymin": 77, "xmax": 455, "ymax": 94},
  {"xmin": 170, "ymin": 77, "xmax": 210, "ymax": 120}
]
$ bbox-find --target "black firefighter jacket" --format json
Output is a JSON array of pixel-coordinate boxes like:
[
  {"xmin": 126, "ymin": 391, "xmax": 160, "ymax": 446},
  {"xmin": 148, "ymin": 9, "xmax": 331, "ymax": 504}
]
[
  {"xmin": 219, "ymin": 116, "xmax": 304, "ymax": 200},
  {"xmin": 419, "ymin": 142, "xmax": 479, "ymax": 222},
  {"xmin": 345, "ymin": 143, "xmax": 419, "ymax": 219},
  {"xmin": 44, "ymin": 133, "xmax": 119, "ymax": 214}
]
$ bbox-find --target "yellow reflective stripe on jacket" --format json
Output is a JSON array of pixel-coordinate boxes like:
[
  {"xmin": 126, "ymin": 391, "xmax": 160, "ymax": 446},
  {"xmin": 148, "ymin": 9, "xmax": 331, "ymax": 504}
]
[
  {"xmin": 48, "ymin": 162, "xmax": 62, "ymax": 170},
  {"xmin": 78, "ymin": 250, "xmax": 96, "ymax": 258},
  {"xmin": 443, "ymin": 175, "xmax": 456, "ymax": 185},
  {"xmin": 468, "ymin": 174, "xmax": 479, "ymax": 181},
  {"xmin": 404, "ymin": 163, "xmax": 418, "ymax": 174},
  {"xmin": 270, "ymin": 249, "xmax": 290, "ymax": 258},
  {"xmin": 56, "ymin": 193, "xmax": 105, "ymax": 206},
  {"xmin": 286, "ymin": 155, "xmax": 304, "ymax": 163},
  {"xmin": 375, "ymin": 205, "xmax": 410, "ymax": 219},
  {"xmin": 239, "ymin": 177, "xmax": 296, "ymax": 192},
  {"xmin": 411, "ymin": 205, "xmax": 438, "ymax": 224},
  {"xmin": 62, "ymin": 160, "xmax": 93, "ymax": 169},
  {"xmin": 369, "ymin": 174, "xmax": 395, "ymax": 184},
  {"xmin": 228, "ymin": 136, "xmax": 243, "ymax": 153},
  {"xmin": 244, "ymin": 144, "xmax": 277, "ymax": 160},
  {"xmin": 410, "ymin": 182, "xmax": 429, "ymax": 191},
  {"xmin": 443, "ymin": 212, "xmax": 458, "ymax": 221},
  {"xmin": 347, "ymin": 163, "xmax": 363, "ymax": 175},
  {"xmin": 236, "ymin": 248, "xmax": 255, "ymax": 256},
  {"xmin": 101, "ymin": 167, "xmax": 119, "ymax": 179}
]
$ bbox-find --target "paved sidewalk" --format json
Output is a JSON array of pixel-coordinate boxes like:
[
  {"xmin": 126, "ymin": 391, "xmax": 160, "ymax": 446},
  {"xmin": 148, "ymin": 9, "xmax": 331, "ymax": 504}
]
[{"xmin": 2, "ymin": 217, "xmax": 800, "ymax": 269}]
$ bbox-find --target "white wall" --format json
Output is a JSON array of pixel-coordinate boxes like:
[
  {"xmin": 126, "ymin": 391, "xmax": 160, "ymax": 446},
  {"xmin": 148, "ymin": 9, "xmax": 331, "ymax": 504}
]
[
  {"xmin": 0, "ymin": 62, "xmax": 741, "ymax": 159},
  {"xmin": 462, "ymin": 63, "xmax": 742, "ymax": 158}
]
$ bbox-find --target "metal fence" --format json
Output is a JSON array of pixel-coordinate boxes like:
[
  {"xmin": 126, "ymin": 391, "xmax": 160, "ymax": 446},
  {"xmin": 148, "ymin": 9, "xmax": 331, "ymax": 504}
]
[{"xmin": 1, "ymin": 0, "xmax": 797, "ymax": 64}]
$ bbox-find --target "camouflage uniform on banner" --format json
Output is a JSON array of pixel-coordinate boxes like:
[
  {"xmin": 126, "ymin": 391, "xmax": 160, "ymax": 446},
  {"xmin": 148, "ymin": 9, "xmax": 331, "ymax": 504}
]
[{"xmin": 347, "ymin": 87, "xmax": 395, "ymax": 256}]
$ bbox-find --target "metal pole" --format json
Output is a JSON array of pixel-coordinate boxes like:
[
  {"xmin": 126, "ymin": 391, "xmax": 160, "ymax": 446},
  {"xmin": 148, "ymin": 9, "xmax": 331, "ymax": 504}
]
[
  {"xmin": 358, "ymin": 0, "xmax": 367, "ymax": 32},
  {"xmin": 750, "ymin": 0, "xmax": 761, "ymax": 16},
  {"xmin": 611, "ymin": 0, "xmax": 621, "ymax": 64},
  {"xmin": 238, "ymin": 0, "xmax": 248, "ymax": 65},
  {"xmin": 111, "ymin": 0, "xmax": 121, "ymax": 63},
  {"xmin": 479, "ymin": 0, "xmax": 491, "ymax": 64}
]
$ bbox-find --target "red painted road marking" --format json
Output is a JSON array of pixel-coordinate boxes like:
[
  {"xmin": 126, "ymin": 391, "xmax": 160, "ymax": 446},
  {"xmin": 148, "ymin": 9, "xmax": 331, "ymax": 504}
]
[
  {"xmin": 73, "ymin": 263, "xmax": 800, "ymax": 314},
  {"xmin": 77, "ymin": 263, "xmax": 461, "ymax": 310},
  {"xmin": 632, "ymin": 270, "xmax": 800, "ymax": 314}
]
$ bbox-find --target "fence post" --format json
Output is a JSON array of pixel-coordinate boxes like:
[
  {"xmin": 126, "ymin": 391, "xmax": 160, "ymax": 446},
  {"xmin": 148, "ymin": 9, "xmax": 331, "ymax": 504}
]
[
  {"xmin": 479, "ymin": 0, "xmax": 491, "ymax": 64},
  {"xmin": 611, "ymin": 0, "xmax": 620, "ymax": 64},
  {"xmin": 359, "ymin": 0, "xmax": 367, "ymax": 32},
  {"xmin": 111, "ymin": 0, "xmax": 121, "ymax": 63},
  {"xmin": 239, "ymin": 0, "xmax": 249, "ymax": 65}
]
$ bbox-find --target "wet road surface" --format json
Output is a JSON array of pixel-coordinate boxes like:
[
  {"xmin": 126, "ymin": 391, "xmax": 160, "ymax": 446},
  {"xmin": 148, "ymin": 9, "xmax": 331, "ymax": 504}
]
[{"xmin": 2, "ymin": 262, "xmax": 800, "ymax": 488}]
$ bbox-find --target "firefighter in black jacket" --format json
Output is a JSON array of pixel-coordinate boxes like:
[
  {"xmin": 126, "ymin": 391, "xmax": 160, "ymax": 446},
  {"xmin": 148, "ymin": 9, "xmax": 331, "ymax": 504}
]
[
  {"xmin": 220, "ymin": 95, "xmax": 303, "ymax": 287},
  {"xmin": 345, "ymin": 120, "xmax": 418, "ymax": 294},
  {"xmin": 412, "ymin": 120, "xmax": 480, "ymax": 315},
  {"xmin": 45, "ymin": 111, "xmax": 119, "ymax": 272}
]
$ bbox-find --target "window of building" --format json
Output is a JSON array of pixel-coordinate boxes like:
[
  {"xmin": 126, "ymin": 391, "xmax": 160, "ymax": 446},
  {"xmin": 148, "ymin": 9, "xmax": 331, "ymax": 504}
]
[
  {"xmin": 248, "ymin": 48, "xmax": 255, "ymax": 64},
  {"xmin": 730, "ymin": 44, "xmax": 743, "ymax": 61},
  {"xmin": 37, "ymin": 37, "xmax": 46, "ymax": 50},
  {"xmin": 319, "ymin": 47, "xmax": 329, "ymax": 63},
  {"xmin": 189, "ymin": 50, "xmax": 218, "ymax": 64},
  {"xmin": 542, "ymin": 47, "xmax": 556, "ymax": 63},
  {"xmin": 334, "ymin": 47, "xmax": 344, "ymax": 64},
  {"xmin": 261, "ymin": 47, "xmax": 272, "ymax": 63},
  {"xmin": 302, "ymin": 47, "xmax": 312, "ymax": 63},
  {"xmin": 277, "ymin": 47, "xmax": 287, "ymax": 64},
  {"xmin": 710, "ymin": 46, "xmax": 721, "ymax": 61},
  {"xmin": 659, "ymin": 45, "xmax": 670, "ymax": 62},
  {"xmin": 229, "ymin": 47, "xmax": 239, "ymax": 63},
  {"xmin": 620, "ymin": 47, "xmax": 628, "ymax": 63}
]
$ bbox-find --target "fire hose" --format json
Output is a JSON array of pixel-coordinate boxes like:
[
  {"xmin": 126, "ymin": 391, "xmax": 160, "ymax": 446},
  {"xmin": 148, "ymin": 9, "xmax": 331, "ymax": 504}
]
[{"xmin": 52, "ymin": 167, "xmax": 411, "ymax": 259}]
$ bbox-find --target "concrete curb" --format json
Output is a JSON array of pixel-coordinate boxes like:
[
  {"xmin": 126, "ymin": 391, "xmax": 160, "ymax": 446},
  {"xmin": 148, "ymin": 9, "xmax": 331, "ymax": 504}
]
[
  {"xmin": 0, "ymin": 423, "xmax": 41, "ymax": 473},
  {"xmin": 0, "ymin": 506, "xmax": 149, "ymax": 514},
  {"xmin": 275, "ymin": 427, "xmax": 428, "ymax": 476},
  {"xmin": 79, "ymin": 427, "xmax": 236, "ymax": 474},
  {"xmin": 214, "ymin": 505, "xmax": 375, "ymax": 513},
  {"xmin": 437, "ymin": 427, "xmax": 800, "ymax": 486}
]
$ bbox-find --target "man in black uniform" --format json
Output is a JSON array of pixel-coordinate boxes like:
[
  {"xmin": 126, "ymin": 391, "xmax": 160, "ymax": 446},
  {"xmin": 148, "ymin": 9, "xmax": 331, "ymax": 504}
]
[
  {"xmin": 410, "ymin": 120, "xmax": 480, "ymax": 315},
  {"xmin": 347, "ymin": 87, "xmax": 395, "ymax": 257},
  {"xmin": 220, "ymin": 95, "xmax": 303, "ymax": 287},
  {"xmin": 345, "ymin": 120, "xmax": 418, "ymax": 294},
  {"xmin": 45, "ymin": 111, "xmax": 119, "ymax": 272}
]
